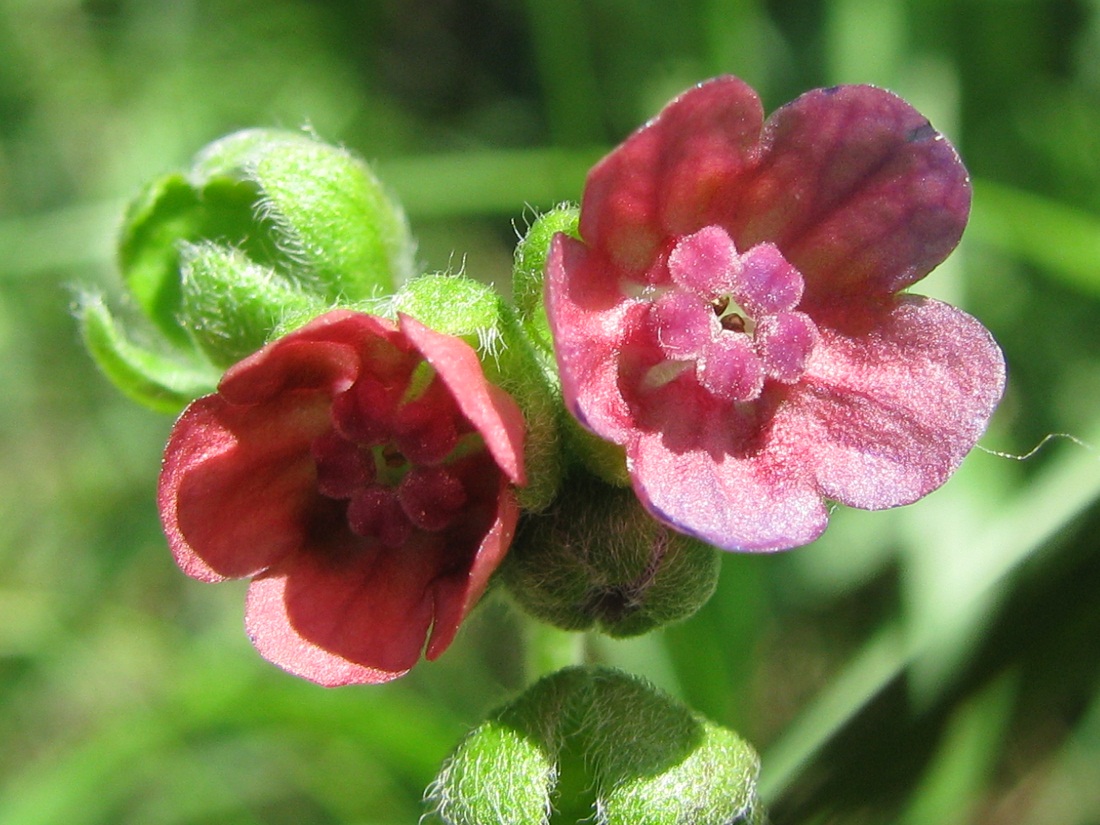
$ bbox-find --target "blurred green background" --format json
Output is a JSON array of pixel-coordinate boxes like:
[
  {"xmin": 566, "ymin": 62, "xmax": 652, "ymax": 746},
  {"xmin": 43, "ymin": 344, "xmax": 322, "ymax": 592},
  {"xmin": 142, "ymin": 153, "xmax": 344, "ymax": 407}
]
[{"xmin": 2, "ymin": 0, "xmax": 1099, "ymax": 822}]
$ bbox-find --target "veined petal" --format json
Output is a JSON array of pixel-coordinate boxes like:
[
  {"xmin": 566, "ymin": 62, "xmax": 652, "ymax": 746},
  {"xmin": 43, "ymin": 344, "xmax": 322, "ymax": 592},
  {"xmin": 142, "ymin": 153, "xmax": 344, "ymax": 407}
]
[
  {"xmin": 581, "ymin": 76, "xmax": 764, "ymax": 274},
  {"xmin": 730, "ymin": 85, "xmax": 970, "ymax": 303},
  {"xmin": 792, "ymin": 296, "xmax": 1005, "ymax": 508},
  {"xmin": 159, "ymin": 391, "xmax": 331, "ymax": 581},
  {"xmin": 630, "ymin": 428, "xmax": 828, "ymax": 552},
  {"xmin": 245, "ymin": 535, "xmax": 443, "ymax": 686}
]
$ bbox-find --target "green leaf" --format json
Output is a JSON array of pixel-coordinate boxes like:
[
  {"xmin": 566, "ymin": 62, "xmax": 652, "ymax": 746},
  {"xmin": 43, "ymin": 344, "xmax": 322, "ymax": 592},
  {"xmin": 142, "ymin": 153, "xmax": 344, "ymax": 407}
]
[{"xmin": 78, "ymin": 296, "xmax": 219, "ymax": 413}]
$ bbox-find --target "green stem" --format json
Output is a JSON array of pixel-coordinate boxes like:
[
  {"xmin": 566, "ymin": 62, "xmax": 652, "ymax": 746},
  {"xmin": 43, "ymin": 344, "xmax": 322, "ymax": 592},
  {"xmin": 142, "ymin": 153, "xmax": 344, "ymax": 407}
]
[{"xmin": 524, "ymin": 619, "xmax": 586, "ymax": 683}]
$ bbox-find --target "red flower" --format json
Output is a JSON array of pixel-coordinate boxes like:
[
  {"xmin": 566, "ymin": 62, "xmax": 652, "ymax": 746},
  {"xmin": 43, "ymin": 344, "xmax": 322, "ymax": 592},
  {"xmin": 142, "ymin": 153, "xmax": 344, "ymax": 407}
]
[
  {"xmin": 159, "ymin": 310, "xmax": 526, "ymax": 685},
  {"xmin": 546, "ymin": 77, "xmax": 1005, "ymax": 552}
]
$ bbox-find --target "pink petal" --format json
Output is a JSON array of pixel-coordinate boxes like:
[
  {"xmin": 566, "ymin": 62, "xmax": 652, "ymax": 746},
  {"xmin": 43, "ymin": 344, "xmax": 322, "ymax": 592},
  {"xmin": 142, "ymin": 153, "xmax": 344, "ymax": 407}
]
[
  {"xmin": 245, "ymin": 535, "xmax": 445, "ymax": 686},
  {"xmin": 667, "ymin": 225, "xmax": 740, "ymax": 296},
  {"xmin": 756, "ymin": 311, "xmax": 818, "ymax": 382},
  {"xmin": 399, "ymin": 314, "xmax": 526, "ymax": 487},
  {"xmin": 729, "ymin": 85, "xmax": 970, "ymax": 303},
  {"xmin": 159, "ymin": 392, "xmax": 332, "ymax": 582},
  {"xmin": 732, "ymin": 242, "xmax": 804, "ymax": 317},
  {"xmin": 629, "ymin": 425, "xmax": 828, "ymax": 552},
  {"xmin": 580, "ymin": 76, "xmax": 764, "ymax": 274},
  {"xmin": 545, "ymin": 233, "xmax": 647, "ymax": 444},
  {"xmin": 790, "ymin": 296, "xmax": 1005, "ymax": 509}
]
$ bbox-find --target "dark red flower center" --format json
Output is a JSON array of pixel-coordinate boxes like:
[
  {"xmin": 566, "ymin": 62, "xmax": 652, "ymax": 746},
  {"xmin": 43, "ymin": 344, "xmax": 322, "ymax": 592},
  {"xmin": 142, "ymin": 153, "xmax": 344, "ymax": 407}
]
[
  {"xmin": 643, "ymin": 225, "xmax": 819, "ymax": 402},
  {"xmin": 310, "ymin": 361, "xmax": 481, "ymax": 548}
]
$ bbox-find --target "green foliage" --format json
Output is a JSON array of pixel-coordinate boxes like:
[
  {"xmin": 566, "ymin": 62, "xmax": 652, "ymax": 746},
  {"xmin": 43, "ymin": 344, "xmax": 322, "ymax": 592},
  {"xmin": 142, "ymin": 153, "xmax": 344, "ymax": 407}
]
[{"xmin": 82, "ymin": 126, "xmax": 415, "ymax": 408}]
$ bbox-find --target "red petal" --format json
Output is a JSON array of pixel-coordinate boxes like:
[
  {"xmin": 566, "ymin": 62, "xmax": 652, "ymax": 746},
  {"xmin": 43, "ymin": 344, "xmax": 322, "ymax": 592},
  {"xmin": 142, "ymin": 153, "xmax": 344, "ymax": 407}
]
[
  {"xmin": 581, "ymin": 76, "xmax": 763, "ymax": 274},
  {"xmin": 219, "ymin": 311, "xmax": 403, "ymax": 404},
  {"xmin": 159, "ymin": 392, "xmax": 331, "ymax": 581},
  {"xmin": 245, "ymin": 536, "xmax": 444, "ymax": 686},
  {"xmin": 424, "ymin": 484, "xmax": 519, "ymax": 660},
  {"xmin": 729, "ymin": 85, "xmax": 970, "ymax": 303},
  {"xmin": 790, "ymin": 296, "xmax": 1005, "ymax": 508},
  {"xmin": 398, "ymin": 314, "xmax": 526, "ymax": 486}
]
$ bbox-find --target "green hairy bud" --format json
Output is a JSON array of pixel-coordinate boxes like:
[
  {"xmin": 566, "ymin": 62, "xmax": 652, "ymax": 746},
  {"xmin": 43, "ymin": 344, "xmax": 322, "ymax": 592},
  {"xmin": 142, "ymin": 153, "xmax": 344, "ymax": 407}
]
[
  {"xmin": 502, "ymin": 474, "xmax": 720, "ymax": 636},
  {"xmin": 427, "ymin": 666, "xmax": 765, "ymax": 825},
  {"xmin": 80, "ymin": 128, "xmax": 413, "ymax": 409}
]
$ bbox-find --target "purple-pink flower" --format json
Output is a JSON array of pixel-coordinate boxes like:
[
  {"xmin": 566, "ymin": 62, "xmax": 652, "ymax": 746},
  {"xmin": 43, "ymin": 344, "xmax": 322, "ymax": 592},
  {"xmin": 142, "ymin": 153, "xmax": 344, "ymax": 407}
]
[
  {"xmin": 159, "ymin": 310, "xmax": 526, "ymax": 685},
  {"xmin": 546, "ymin": 76, "xmax": 1005, "ymax": 552}
]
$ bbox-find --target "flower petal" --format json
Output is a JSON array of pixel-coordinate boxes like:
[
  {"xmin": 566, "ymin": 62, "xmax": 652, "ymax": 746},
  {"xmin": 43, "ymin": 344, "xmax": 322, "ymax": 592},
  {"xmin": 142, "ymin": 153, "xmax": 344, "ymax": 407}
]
[
  {"xmin": 245, "ymin": 536, "xmax": 443, "ymax": 686},
  {"xmin": 730, "ymin": 85, "xmax": 970, "ymax": 302},
  {"xmin": 629, "ymin": 427, "xmax": 828, "ymax": 552},
  {"xmin": 424, "ymin": 483, "xmax": 519, "ymax": 660},
  {"xmin": 218, "ymin": 310, "xmax": 404, "ymax": 405},
  {"xmin": 791, "ymin": 295, "xmax": 1005, "ymax": 509},
  {"xmin": 581, "ymin": 76, "xmax": 764, "ymax": 274},
  {"xmin": 159, "ymin": 391, "xmax": 331, "ymax": 581},
  {"xmin": 399, "ymin": 314, "xmax": 526, "ymax": 486},
  {"xmin": 546, "ymin": 233, "xmax": 646, "ymax": 444}
]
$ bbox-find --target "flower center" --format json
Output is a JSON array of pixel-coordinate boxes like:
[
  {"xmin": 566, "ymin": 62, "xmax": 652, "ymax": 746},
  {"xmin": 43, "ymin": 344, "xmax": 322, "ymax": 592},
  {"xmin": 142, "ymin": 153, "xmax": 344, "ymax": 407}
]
[
  {"xmin": 646, "ymin": 225, "xmax": 819, "ymax": 403},
  {"xmin": 311, "ymin": 363, "xmax": 480, "ymax": 548}
]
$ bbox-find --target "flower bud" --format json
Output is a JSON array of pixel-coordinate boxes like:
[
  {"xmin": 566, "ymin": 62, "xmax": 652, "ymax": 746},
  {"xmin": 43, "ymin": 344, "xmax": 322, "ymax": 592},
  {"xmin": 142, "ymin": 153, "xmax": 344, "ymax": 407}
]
[
  {"xmin": 427, "ymin": 666, "xmax": 765, "ymax": 825},
  {"xmin": 502, "ymin": 474, "xmax": 720, "ymax": 636},
  {"xmin": 81, "ymin": 128, "xmax": 414, "ymax": 410},
  {"xmin": 513, "ymin": 204, "xmax": 579, "ymax": 353}
]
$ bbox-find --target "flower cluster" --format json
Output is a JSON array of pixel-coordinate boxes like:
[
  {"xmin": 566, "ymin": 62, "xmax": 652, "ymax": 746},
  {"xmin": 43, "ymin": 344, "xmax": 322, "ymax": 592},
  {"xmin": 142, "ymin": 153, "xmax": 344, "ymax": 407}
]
[{"xmin": 86, "ymin": 76, "xmax": 1004, "ymax": 686}]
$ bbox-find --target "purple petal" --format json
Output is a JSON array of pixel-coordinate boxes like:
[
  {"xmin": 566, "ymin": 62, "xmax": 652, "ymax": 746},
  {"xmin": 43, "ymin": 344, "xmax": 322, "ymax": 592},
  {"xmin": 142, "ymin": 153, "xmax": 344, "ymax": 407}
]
[
  {"xmin": 651, "ymin": 290, "xmax": 716, "ymax": 360},
  {"xmin": 728, "ymin": 85, "xmax": 970, "ymax": 303},
  {"xmin": 756, "ymin": 311, "xmax": 818, "ymax": 382},
  {"xmin": 630, "ymin": 427, "xmax": 828, "ymax": 552},
  {"xmin": 668, "ymin": 225, "xmax": 740, "ymax": 296}
]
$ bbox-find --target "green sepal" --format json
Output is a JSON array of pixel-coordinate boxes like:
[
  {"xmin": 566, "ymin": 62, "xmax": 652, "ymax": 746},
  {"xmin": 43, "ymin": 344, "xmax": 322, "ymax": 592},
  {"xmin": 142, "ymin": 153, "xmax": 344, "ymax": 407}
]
[
  {"xmin": 118, "ymin": 172, "xmax": 277, "ymax": 349},
  {"xmin": 427, "ymin": 667, "xmax": 765, "ymax": 825},
  {"xmin": 502, "ymin": 473, "xmax": 719, "ymax": 637},
  {"xmin": 388, "ymin": 273, "xmax": 563, "ymax": 512},
  {"xmin": 513, "ymin": 204, "xmax": 579, "ymax": 353},
  {"xmin": 178, "ymin": 243, "xmax": 324, "ymax": 367},
  {"xmin": 77, "ymin": 295, "xmax": 220, "ymax": 413}
]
